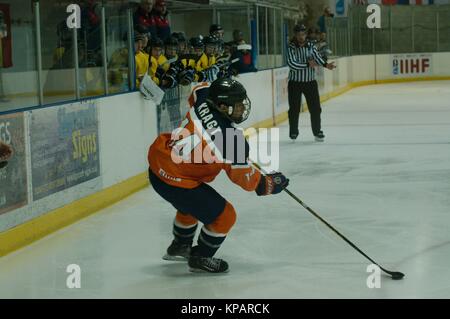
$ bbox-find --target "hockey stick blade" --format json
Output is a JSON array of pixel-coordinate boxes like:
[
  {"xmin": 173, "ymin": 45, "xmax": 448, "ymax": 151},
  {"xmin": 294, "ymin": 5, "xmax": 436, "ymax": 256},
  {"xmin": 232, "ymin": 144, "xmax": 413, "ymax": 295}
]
[{"xmin": 252, "ymin": 162, "xmax": 405, "ymax": 280}]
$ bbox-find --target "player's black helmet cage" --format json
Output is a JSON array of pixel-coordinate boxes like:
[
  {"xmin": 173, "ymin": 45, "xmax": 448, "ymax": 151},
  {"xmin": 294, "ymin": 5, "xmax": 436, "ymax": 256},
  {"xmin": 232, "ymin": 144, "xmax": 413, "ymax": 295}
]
[{"xmin": 206, "ymin": 78, "xmax": 251, "ymax": 124}]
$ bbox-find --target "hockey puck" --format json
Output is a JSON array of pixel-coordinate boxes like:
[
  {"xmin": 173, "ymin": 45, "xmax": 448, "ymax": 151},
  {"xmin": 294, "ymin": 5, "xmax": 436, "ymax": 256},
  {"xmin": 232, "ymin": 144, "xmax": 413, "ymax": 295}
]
[
  {"xmin": 0, "ymin": 161, "xmax": 8, "ymax": 169},
  {"xmin": 391, "ymin": 272, "xmax": 405, "ymax": 280}
]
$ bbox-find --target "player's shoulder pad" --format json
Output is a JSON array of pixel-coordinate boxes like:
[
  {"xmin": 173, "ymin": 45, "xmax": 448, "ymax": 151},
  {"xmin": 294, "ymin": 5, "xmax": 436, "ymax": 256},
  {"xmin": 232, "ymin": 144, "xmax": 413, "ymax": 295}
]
[{"xmin": 191, "ymin": 82, "xmax": 210, "ymax": 104}]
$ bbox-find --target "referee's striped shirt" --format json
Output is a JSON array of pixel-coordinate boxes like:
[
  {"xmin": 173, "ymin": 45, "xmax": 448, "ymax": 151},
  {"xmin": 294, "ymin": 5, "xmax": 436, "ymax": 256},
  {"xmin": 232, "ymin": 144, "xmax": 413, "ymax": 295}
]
[{"xmin": 286, "ymin": 41, "xmax": 327, "ymax": 82}]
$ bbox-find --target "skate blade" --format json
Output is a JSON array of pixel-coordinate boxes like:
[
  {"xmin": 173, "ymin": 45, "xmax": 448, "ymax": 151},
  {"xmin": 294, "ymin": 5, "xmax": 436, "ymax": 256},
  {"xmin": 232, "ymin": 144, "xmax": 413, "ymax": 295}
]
[
  {"xmin": 314, "ymin": 137, "xmax": 324, "ymax": 142},
  {"xmin": 189, "ymin": 267, "xmax": 229, "ymax": 274},
  {"xmin": 162, "ymin": 254, "xmax": 188, "ymax": 261}
]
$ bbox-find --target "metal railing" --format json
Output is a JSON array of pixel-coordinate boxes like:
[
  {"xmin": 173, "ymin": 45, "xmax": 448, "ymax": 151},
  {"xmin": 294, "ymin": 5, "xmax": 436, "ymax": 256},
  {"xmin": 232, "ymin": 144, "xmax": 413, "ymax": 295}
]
[
  {"xmin": 326, "ymin": 4, "xmax": 450, "ymax": 58},
  {"xmin": 1, "ymin": 1, "xmax": 293, "ymax": 114}
]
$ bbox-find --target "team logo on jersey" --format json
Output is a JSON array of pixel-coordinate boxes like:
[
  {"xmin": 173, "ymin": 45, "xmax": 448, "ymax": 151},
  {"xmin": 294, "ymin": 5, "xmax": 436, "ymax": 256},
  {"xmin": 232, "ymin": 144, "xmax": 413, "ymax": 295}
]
[{"xmin": 159, "ymin": 168, "xmax": 182, "ymax": 183}]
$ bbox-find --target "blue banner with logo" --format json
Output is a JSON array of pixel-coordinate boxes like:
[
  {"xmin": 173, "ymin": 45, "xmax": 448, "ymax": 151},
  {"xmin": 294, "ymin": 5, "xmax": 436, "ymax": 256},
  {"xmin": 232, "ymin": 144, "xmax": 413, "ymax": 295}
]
[{"xmin": 30, "ymin": 100, "xmax": 100, "ymax": 200}]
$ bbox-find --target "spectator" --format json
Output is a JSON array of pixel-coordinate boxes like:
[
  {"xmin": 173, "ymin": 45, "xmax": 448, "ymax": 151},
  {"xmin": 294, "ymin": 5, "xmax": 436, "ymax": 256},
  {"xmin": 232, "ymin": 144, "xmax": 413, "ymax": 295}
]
[
  {"xmin": 77, "ymin": 41, "xmax": 102, "ymax": 95},
  {"xmin": 134, "ymin": 0, "xmax": 156, "ymax": 39},
  {"xmin": 192, "ymin": 36, "xmax": 216, "ymax": 81},
  {"xmin": 231, "ymin": 29, "xmax": 244, "ymax": 53},
  {"xmin": 212, "ymin": 41, "xmax": 237, "ymax": 79},
  {"xmin": 160, "ymin": 36, "xmax": 178, "ymax": 86},
  {"xmin": 108, "ymin": 33, "xmax": 130, "ymax": 90},
  {"xmin": 209, "ymin": 24, "xmax": 224, "ymax": 55},
  {"xmin": 232, "ymin": 29, "xmax": 244, "ymax": 44},
  {"xmin": 178, "ymin": 37, "xmax": 205, "ymax": 82},
  {"xmin": 80, "ymin": 0, "xmax": 101, "ymax": 60},
  {"xmin": 172, "ymin": 32, "xmax": 188, "ymax": 56},
  {"xmin": 190, "ymin": 36, "xmax": 204, "ymax": 61},
  {"xmin": 175, "ymin": 38, "xmax": 199, "ymax": 82},
  {"xmin": 220, "ymin": 41, "xmax": 233, "ymax": 61},
  {"xmin": 209, "ymin": 24, "xmax": 224, "ymax": 40},
  {"xmin": 152, "ymin": 0, "xmax": 171, "ymax": 42},
  {"xmin": 135, "ymin": 33, "xmax": 149, "ymax": 87},
  {"xmin": 164, "ymin": 36, "xmax": 178, "ymax": 62},
  {"xmin": 149, "ymin": 37, "xmax": 167, "ymax": 86},
  {"xmin": 307, "ymin": 29, "xmax": 319, "ymax": 44},
  {"xmin": 53, "ymin": 20, "xmax": 72, "ymax": 69},
  {"xmin": 231, "ymin": 41, "xmax": 257, "ymax": 74},
  {"xmin": 135, "ymin": 24, "xmax": 152, "ymax": 54},
  {"xmin": 317, "ymin": 6, "xmax": 334, "ymax": 34},
  {"xmin": 203, "ymin": 36, "xmax": 218, "ymax": 67},
  {"xmin": 316, "ymin": 32, "xmax": 332, "ymax": 62}
]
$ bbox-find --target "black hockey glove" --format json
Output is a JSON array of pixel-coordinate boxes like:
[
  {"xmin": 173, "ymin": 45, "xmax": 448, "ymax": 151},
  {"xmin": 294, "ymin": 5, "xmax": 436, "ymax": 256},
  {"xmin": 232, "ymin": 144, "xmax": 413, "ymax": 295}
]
[
  {"xmin": 255, "ymin": 172, "xmax": 289, "ymax": 196},
  {"xmin": 177, "ymin": 68, "xmax": 195, "ymax": 86}
]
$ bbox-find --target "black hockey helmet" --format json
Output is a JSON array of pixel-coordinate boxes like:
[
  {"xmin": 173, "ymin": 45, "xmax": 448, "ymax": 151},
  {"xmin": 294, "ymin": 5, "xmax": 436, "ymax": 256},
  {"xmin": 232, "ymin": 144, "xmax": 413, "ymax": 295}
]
[
  {"xmin": 209, "ymin": 24, "xmax": 224, "ymax": 34},
  {"xmin": 134, "ymin": 33, "xmax": 146, "ymax": 43},
  {"xmin": 172, "ymin": 32, "xmax": 186, "ymax": 43},
  {"xmin": 151, "ymin": 37, "xmax": 164, "ymax": 48},
  {"xmin": 207, "ymin": 78, "xmax": 251, "ymax": 124},
  {"xmin": 204, "ymin": 35, "xmax": 219, "ymax": 46},
  {"xmin": 164, "ymin": 36, "xmax": 179, "ymax": 57},
  {"xmin": 135, "ymin": 24, "xmax": 151, "ymax": 40},
  {"xmin": 165, "ymin": 36, "xmax": 179, "ymax": 47},
  {"xmin": 294, "ymin": 24, "xmax": 307, "ymax": 33},
  {"xmin": 189, "ymin": 36, "xmax": 204, "ymax": 48}
]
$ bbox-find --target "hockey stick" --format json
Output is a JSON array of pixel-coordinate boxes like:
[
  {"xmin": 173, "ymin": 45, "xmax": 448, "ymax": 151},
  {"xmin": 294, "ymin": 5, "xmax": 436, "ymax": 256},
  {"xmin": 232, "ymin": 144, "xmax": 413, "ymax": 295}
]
[{"xmin": 251, "ymin": 161, "xmax": 405, "ymax": 280}]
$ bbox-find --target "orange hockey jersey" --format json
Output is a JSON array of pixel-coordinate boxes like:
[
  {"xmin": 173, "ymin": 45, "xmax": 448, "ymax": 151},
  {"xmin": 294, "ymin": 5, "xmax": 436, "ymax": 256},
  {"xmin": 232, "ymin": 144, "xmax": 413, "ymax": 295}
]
[{"xmin": 148, "ymin": 83, "xmax": 261, "ymax": 191}]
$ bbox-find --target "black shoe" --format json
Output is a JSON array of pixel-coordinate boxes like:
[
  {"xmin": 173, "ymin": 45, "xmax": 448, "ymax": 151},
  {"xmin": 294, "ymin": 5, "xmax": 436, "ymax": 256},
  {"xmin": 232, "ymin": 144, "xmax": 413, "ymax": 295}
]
[
  {"xmin": 162, "ymin": 240, "xmax": 191, "ymax": 261},
  {"xmin": 188, "ymin": 246, "xmax": 229, "ymax": 273},
  {"xmin": 314, "ymin": 131, "xmax": 325, "ymax": 142},
  {"xmin": 289, "ymin": 133, "xmax": 299, "ymax": 140}
]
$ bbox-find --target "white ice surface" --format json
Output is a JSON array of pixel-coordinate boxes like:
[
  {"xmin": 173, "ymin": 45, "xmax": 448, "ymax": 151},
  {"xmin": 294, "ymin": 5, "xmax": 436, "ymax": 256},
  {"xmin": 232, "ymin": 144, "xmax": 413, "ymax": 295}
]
[{"xmin": 0, "ymin": 81, "xmax": 449, "ymax": 298}]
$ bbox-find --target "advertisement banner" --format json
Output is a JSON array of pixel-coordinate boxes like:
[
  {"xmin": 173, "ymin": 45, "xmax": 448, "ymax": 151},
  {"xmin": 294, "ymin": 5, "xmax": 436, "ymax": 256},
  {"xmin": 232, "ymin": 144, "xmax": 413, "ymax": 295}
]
[
  {"xmin": 391, "ymin": 54, "xmax": 432, "ymax": 77},
  {"xmin": 30, "ymin": 100, "xmax": 100, "ymax": 201},
  {"xmin": 0, "ymin": 113, "xmax": 28, "ymax": 214}
]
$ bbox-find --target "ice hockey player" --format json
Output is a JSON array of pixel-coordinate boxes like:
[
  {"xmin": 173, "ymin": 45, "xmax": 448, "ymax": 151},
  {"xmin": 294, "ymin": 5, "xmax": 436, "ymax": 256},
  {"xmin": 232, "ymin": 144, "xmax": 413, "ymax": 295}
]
[
  {"xmin": 148, "ymin": 37, "xmax": 167, "ymax": 86},
  {"xmin": 209, "ymin": 24, "xmax": 225, "ymax": 56},
  {"xmin": 203, "ymin": 36, "xmax": 218, "ymax": 67},
  {"xmin": 163, "ymin": 36, "xmax": 178, "ymax": 64},
  {"xmin": 147, "ymin": 78, "xmax": 289, "ymax": 273}
]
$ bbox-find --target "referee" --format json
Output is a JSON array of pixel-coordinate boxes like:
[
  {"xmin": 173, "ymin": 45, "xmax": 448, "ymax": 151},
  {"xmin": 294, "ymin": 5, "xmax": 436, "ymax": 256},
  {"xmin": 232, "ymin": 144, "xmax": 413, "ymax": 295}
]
[{"xmin": 286, "ymin": 24, "xmax": 336, "ymax": 141}]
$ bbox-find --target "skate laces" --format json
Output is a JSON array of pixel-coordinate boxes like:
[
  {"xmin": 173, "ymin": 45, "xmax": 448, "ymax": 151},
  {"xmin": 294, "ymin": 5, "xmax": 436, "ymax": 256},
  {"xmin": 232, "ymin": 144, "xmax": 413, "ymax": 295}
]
[{"xmin": 204, "ymin": 257, "xmax": 221, "ymax": 269}]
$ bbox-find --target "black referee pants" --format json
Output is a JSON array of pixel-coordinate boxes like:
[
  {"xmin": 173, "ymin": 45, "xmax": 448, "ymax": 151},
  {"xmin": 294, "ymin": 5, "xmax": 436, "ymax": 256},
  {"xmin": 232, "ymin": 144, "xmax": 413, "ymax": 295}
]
[{"xmin": 288, "ymin": 80, "xmax": 322, "ymax": 137}]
